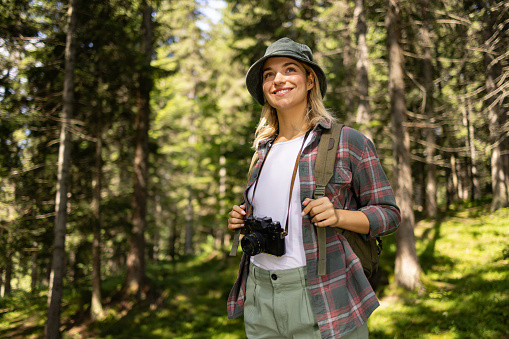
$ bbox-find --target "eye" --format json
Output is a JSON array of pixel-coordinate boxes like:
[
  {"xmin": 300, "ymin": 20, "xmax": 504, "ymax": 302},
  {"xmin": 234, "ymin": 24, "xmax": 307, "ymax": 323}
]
[
  {"xmin": 286, "ymin": 67, "xmax": 297, "ymax": 73},
  {"xmin": 263, "ymin": 72, "xmax": 274, "ymax": 80}
]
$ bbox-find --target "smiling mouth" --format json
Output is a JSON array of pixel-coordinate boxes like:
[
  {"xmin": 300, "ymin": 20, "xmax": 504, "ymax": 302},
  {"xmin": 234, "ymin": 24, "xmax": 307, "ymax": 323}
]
[{"xmin": 273, "ymin": 88, "xmax": 292, "ymax": 95}]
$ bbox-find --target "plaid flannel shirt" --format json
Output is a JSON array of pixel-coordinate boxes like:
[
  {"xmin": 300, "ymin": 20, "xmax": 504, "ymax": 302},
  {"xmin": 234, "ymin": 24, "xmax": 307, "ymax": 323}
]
[{"xmin": 227, "ymin": 120, "xmax": 401, "ymax": 338}]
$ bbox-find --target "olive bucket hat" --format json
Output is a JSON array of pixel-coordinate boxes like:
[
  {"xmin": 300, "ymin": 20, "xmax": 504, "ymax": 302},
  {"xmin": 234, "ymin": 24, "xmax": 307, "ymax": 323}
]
[{"xmin": 245, "ymin": 37, "xmax": 327, "ymax": 106}]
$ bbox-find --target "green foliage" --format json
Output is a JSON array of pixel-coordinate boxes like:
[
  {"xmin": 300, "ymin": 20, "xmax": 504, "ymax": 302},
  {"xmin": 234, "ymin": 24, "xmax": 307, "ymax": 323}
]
[{"xmin": 369, "ymin": 206, "xmax": 509, "ymax": 339}]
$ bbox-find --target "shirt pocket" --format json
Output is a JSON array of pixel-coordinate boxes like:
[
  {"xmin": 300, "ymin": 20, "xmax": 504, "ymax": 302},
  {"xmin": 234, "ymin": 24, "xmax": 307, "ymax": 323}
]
[
  {"xmin": 327, "ymin": 166, "xmax": 353, "ymax": 208},
  {"xmin": 330, "ymin": 166, "xmax": 352, "ymax": 187}
]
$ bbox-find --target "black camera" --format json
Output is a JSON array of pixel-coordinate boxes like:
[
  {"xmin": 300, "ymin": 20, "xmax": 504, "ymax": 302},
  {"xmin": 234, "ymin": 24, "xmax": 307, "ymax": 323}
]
[{"xmin": 241, "ymin": 216, "xmax": 286, "ymax": 256}]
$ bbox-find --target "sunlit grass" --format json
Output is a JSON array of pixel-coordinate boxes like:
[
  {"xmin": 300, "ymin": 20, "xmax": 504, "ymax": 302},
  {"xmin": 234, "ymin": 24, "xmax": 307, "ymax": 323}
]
[
  {"xmin": 1, "ymin": 205, "xmax": 507, "ymax": 338},
  {"xmin": 369, "ymin": 207, "xmax": 509, "ymax": 339}
]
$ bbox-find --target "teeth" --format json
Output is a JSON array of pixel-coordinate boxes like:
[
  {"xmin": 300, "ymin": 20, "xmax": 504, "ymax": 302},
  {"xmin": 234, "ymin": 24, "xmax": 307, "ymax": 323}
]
[{"xmin": 275, "ymin": 89, "xmax": 291, "ymax": 95}]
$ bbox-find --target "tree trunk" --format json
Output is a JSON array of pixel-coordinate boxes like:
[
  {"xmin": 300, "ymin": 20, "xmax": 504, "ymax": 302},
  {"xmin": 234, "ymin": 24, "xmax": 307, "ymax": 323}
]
[
  {"xmin": 386, "ymin": 0, "xmax": 423, "ymax": 291},
  {"xmin": 354, "ymin": 0, "xmax": 372, "ymax": 140},
  {"xmin": 185, "ymin": 103, "xmax": 197, "ymax": 255},
  {"xmin": 91, "ymin": 97, "xmax": 104, "ymax": 321},
  {"xmin": 464, "ymin": 97, "xmax": 480, "ymax": 201},
  {"xmin": 154, "ymin": 197, "xmax": 162, "ymax": 261},
  {"xmin": 483, "ymin": 9, "xmax": 509, "ymax": 211},
  {"xmin": 218, "ymin": 154, "xmax": 227, "ymax": 251},
  {"xmin": 185, "ymin": 184, "xmax": 194, "ymax": 255},
  {"xmin": 31, "ymin": 242, "xmax": 38, "ymax": 293},
  {"xmin": 420, "ymin": 0, "xmax": 438, "ymax": 218},
  {"xmin": 46, "ymin": 0, "xmax": 79, "ymax": 337},
  {"xmin": 125, "ymin": 0, "xmax": 153, "ymax": 298},
  {"xmin": 169, "ymin": 208, "xmax": 177, "ymax": 260},
  {"xmin": 342, "ymin": 2, "xmax": 355, "ymax": 122},
  {"xmin": 4, "ymin": 235, "xmax": 12, "ymax": 295}
]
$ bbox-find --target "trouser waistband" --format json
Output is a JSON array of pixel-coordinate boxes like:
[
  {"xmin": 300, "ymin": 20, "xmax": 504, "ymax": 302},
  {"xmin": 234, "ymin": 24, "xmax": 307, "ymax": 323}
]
[{"xmin": 249, "ymin": 264, "xmax": 308, "ymax": 289}]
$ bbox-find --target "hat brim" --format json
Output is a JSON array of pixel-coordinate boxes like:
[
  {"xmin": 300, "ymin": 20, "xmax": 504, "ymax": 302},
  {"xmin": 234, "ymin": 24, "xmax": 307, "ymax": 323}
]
[{"xmin": 245, "ymin": 53, "xmax": 327, "ymax": 106}]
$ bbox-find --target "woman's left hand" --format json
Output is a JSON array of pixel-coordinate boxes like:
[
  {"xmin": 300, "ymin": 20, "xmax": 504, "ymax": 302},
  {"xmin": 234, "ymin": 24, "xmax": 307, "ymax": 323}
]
[{"xmin": 301, "ymin": 197, "xmax": 338, "ymax": 227}]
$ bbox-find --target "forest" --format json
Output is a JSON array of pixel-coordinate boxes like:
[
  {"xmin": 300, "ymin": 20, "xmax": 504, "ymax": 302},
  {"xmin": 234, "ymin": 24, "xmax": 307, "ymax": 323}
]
[{"xmin": 0, "ymin": 0, "xmax": 508, "ymax": 338}]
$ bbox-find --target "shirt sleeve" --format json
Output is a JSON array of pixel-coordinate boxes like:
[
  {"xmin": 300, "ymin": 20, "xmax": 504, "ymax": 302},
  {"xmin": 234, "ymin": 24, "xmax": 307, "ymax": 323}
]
[{"xmin": 347, "ymin": 129, "xmax": 401, "ymax": 238}]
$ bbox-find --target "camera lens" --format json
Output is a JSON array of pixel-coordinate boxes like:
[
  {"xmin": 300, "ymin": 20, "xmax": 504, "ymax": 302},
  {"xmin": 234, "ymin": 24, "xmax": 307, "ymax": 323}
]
[{"xmin": 241, "ymin": 232, "xmax": 265, "ymax": 256}]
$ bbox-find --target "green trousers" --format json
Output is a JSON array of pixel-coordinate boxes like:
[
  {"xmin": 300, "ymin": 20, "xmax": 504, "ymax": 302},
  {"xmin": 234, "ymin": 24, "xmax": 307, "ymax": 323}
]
[{"xmin": 244, "ymin": 264, "xmax": 369, "ymax": 339}]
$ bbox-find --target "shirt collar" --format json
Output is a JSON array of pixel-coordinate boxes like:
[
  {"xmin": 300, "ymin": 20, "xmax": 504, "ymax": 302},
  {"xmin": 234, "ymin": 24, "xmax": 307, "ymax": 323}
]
[
  {"xmin": 316, "ymin": 119, "xmax": 332, "ymax": 130},
  {"xmin": 259, "ymin": 119, "xmax": 332, "ymax": 147}
]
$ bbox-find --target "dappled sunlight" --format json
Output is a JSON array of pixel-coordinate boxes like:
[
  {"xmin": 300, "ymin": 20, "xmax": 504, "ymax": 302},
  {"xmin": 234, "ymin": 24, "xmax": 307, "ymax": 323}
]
[{"xmin": 369, "ymin": 207, "xmax": 509, "ymax": 338}]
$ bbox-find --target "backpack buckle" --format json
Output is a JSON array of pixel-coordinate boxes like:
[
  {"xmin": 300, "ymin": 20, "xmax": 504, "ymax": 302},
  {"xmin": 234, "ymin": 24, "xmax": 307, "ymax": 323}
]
[{"xmin": 314, "ymin": 186, "xmax": 326, "ymax": 199}]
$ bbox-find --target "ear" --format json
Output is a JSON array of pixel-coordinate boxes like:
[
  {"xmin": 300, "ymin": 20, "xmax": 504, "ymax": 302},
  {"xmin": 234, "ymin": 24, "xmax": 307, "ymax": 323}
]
[{"xmin": 307, "ymin": 73, "xmax": 315, "ymax": 91}]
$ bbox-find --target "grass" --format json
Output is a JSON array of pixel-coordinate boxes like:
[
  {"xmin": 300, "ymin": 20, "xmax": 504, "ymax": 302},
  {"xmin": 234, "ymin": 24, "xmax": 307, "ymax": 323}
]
[
  {"xmin": 1, "ymin": 204, "xmax": 508, "ymax": 338},
  {"xmin": 369, "ymin": 206, "xmax": 509, "ymax": 339}
]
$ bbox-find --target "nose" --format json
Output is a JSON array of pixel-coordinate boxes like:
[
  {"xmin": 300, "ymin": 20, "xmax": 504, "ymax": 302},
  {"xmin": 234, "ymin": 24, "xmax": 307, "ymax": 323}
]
[{"xmin": 273, "ymin": 71, "xmax": 284, "ymax": 84}]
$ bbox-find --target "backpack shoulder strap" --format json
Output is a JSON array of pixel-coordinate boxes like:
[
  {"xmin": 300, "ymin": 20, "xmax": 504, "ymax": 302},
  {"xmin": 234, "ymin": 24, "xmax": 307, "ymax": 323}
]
[
  {"xmin": 314, "ymin": 122, "xmax": 343, "ymax": 196},
  {"xmin": 314, "ymin": 122, "xmax": 343, "ymax": 276}
]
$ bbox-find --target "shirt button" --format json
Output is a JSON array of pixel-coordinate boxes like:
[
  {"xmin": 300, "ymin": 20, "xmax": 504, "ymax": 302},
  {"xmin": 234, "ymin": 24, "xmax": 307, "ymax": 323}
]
[{"xmin": 271, "ymin": 274, "xmax": 278, "ymax": 280}]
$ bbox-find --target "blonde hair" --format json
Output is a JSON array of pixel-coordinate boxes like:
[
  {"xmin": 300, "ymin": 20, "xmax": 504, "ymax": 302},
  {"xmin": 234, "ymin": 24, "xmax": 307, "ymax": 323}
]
[{"xmin": 252, "ymin": 63, "xmax": 336, "ymax": 149}]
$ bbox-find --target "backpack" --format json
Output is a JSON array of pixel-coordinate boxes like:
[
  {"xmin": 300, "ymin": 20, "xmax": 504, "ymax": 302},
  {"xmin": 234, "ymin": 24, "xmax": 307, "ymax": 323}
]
[{"xmin": 314, "ymin": 122, "xmax": 382, "ymax": 278}]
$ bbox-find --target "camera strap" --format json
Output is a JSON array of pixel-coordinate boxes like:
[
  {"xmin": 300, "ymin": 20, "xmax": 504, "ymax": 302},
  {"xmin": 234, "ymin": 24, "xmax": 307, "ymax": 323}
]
[
  {"xmin": 248, "ymin": 129, "xmax": 311, "ymax": 234},
  {"xmin": 230, "ymin": 130, "xmax": 310, "ymax": 257}
]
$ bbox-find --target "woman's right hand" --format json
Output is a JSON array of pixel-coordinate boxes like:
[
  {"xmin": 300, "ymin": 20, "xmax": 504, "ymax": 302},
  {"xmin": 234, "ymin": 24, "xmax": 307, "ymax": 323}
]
[{"xmin": 228, "ymin": 204, "xmax": 246, "ymax": 232}]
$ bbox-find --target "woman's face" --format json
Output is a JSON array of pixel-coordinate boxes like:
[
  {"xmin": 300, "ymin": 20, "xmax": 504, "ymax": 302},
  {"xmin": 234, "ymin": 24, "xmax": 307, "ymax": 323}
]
[{"xmin": 261, "ymin": 57, "xmax": 314, "ymax": 114}]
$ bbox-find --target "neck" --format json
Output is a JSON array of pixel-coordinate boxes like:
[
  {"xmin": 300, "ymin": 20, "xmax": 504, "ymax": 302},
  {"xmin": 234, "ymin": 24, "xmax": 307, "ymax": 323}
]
[{"xmin": 275, "ymin": 109, "xmax": 310, "ymax": 143}]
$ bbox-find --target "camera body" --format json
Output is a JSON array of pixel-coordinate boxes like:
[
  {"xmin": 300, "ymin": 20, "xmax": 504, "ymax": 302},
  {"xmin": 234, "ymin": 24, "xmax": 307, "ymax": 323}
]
[{"xmin": 241, "ymin": 215, "xmax": 286, "ymax": 256}]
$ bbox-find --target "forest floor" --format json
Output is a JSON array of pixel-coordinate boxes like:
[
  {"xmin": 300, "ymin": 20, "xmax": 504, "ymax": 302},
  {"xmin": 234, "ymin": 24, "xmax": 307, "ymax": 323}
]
[{"xmin": 1, "ymin": 203, "xmax": 508, "ymax": 339}]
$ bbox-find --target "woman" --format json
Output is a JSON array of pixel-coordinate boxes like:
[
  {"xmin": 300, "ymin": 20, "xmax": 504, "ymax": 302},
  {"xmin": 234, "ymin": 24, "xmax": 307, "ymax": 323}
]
[{"xmin": 227, "ymin": 37, "xmax": 400, "ymax": 339}]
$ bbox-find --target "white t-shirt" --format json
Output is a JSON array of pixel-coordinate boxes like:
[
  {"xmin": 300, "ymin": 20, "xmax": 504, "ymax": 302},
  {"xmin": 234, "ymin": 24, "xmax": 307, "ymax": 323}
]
[{"xmin": 247, "ymin": 134, "xmax": 311, "ymax": 271}]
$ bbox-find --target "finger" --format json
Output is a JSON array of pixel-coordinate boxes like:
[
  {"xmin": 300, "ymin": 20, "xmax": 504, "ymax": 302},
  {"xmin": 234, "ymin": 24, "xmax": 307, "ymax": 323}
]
[
  {"xmin": 313, "ymin": 209, "xmax": 337, "ymax": 227},
  {"xmin": 301, "ymin": 198, "xmax": 315, "ymax": 216},
  {"xmin": 229, "ymin": 216, "xmax": 245, "ymax": 224},
  {"xmin": 310, "ymin": 203, "xmax": 329, "ymax": 217},
  {"xmin": 311, "ymin": 208, "xmax": 335, "ymax": 223},
  {"xmin": 232, "ymin": 205, "xmax": 246, "ymax": 216},
  {"xmin": 302, "ymin": 198, "xmax": 312, "ymax": 206},
  {"xmin": 314, "ymin": 219, "xmax": 334, "ymax": 227},
  {"xmin": 228, "ymin": 218, "xmax": 245, "ymax": 231}
]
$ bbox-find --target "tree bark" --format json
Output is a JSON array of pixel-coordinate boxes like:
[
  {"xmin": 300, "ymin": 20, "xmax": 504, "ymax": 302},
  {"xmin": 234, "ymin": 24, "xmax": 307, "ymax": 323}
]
[
  {"xmin": 218, "ymin": 154, "xmax": 227, "ymax": 251},
  {"xmin": 91, "ymin": 95, "xmax": 104, "ymax": 321},
  {"xmin": 464, "ymin": 97, "xmax": 480, "ymax": 201},
  {"xmin": 31, "ymin": 242, "xmax": 38, "ymax": 293},
  {"xmin": 169, "ymin": 208, "xmax": 177, "ymax": 260},
  {"xmin": 4, "ymin": 234, "xmax": 12, "ymax": 295},
  {"xmin": 354, "ymin": 0, "xmax": 372, "ymax": 140},
  {"xmin": 342, "ymin": 2, "xmax": 355, "ymax": 122},
  {"xmin": 185, "ymin": 98, "xmax": 197, "ymax": 255},
  {"xmin": 46, "ymin": 0, "xmax": 79, "ymax": 337},
  {"xmin": 420, "ymin": 0, "xmax": 438, "ymax": 218},
  {"xmin": 0, "ymin": 266, "xmax": 3, "ymax": 297},
  {"xmin": 386, "ymin": 0, "xmax": 423, "ymax": 291},
  {"xmin": 185, "ymin": 184, "xmax": 194, "ymax": 255},
  {"xmin": 125, "ymin": 0, "xmax": 153, "ymax": 298},
  {"xmin": 483, "ymin": 8, "xmax": 509, "ymax": 211}
]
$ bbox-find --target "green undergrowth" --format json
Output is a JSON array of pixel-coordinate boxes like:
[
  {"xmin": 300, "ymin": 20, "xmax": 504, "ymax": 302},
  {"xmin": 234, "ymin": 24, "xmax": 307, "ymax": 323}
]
[
  {"xmin": 369, "ymin": 206, "xmax": 509, "ymax": 339},
  {"xmin": 88, "ymin": 252, "xmax": 246, "ymax": 339},
  {"xmin": 1, "ymin": 204, "xmax": 508, "ymax": 338}
]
